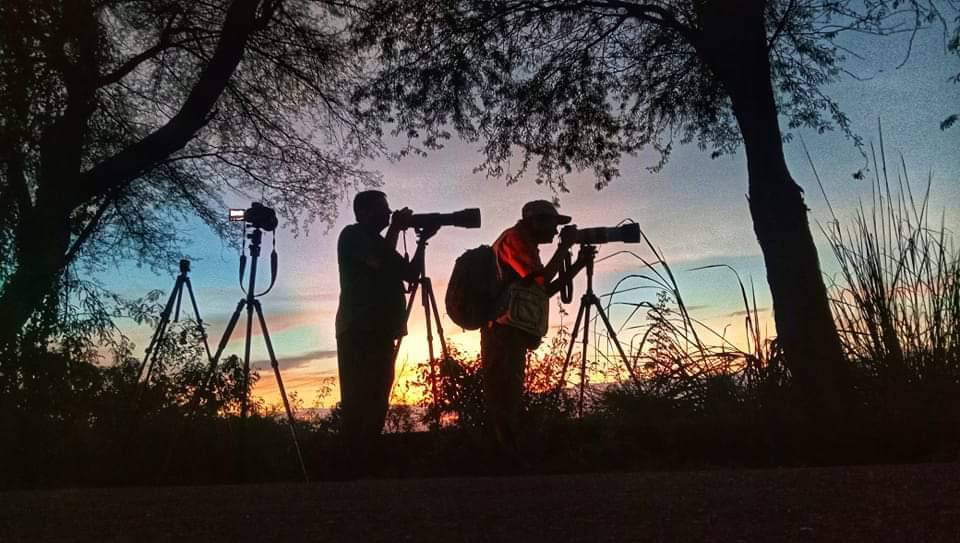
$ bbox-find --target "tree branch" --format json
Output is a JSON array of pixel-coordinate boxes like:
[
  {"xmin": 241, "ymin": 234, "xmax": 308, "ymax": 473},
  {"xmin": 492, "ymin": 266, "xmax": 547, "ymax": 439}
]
[
  {"xmin": 97, "ymin": 12, "xmax": 184, "ymax": 88},
  {"xmin": 76, "ymin": 0, "xmax": 265, "ymax": 208},
  {"xmin": 64, "ymin": 188, "xmax": 121, "ymax": 266},
  {"xmin": 768, "ymin": 0, "xmax": 797, "ymax": 49},
  {"xmin": 585, "ymin": 0, "xmax": 696, "ymax": 42}
]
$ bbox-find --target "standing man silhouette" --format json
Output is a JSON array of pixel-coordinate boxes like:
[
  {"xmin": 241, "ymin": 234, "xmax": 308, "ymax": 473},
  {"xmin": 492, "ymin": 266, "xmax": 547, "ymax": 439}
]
[{"xmin": 335, "ymin": 190, "xmax": 436, "ymax": 472}]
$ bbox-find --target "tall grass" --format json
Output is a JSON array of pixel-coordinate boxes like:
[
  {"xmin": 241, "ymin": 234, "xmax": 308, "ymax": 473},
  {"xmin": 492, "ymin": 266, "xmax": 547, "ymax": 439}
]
[
  {"xmin": 810, "ymin": 132, "xmax": 960, "ymax": 413},
  {"xmin": 547, "ymin": 231, "xmax": 787, "ymax": 420}
]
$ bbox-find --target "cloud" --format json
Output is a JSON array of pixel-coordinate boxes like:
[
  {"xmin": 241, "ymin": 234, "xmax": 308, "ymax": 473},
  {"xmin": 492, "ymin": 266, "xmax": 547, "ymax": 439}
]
[
  {"xmin": 203, "ymin": 305, "xmax": 336, "ymax": 343},
  {"xmin": 252, "ymin": 368, "xmax": 341, "ymax": 406},
  {"xmin": 722, "ymin": 307, "xmax": 769, "ymax": 318},
  {"xmin": 250, "ymin": 349, "xmax": 338, "ymax": 371}
]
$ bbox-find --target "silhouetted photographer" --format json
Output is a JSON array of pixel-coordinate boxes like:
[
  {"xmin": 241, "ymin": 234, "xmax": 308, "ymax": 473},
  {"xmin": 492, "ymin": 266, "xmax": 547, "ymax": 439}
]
[
  {"xmin": 335, "ymin": 191, "xmax": 440, "ymax": 472},
  {"xmin": 482, "ymin": 200, "xmax": 595, "ymax": 458}
]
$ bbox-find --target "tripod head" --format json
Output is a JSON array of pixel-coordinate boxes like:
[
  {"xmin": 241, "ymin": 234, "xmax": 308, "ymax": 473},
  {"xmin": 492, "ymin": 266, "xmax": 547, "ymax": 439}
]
[
  {"xmin": 403, "ymin": 225, "xmax": 440, "ymax": 281},
  {"xmin": 414, "ymin": 224, "xmax": 441, "ymax": 243},
  {"xmin": 578, "ymin": 243, "xmax": 598, "ymax": 278},
  {"xmin": 558, "ymin": 243, "xmax": 599, "ymax": 304}
]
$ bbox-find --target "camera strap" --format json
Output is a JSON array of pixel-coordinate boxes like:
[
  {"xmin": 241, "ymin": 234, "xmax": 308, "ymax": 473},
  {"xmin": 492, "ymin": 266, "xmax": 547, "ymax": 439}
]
[
  {"xmin": 401, "ymin": 230, "xmax": 414, "ymax": 294},
  {"xmin": 238, "ymin": 224, "xmax": 279, "ymax": 296},
  {"xmin": 559, "ymin": 252, "xmax": 574, "ymax": 304},
  {"xmin": 238, "ymin": 224, "xmax": 247, "ymax": 291},
  {"xmin": 256, "ymin": 232, "xmax": 278, "ymax": 297}
]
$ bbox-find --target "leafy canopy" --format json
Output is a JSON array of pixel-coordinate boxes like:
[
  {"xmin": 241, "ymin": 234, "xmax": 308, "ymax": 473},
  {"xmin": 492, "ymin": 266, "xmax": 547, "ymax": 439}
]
[
  {"xmin": 352, "ymin": 0, "xmax": 946, "ymax": 191},
  {"xmin": 0, "ymin": 0, "xmax": 382, "ymax": 282}
]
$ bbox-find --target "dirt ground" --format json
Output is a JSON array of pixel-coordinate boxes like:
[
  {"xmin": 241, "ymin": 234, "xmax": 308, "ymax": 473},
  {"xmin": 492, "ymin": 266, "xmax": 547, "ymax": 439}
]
[{"xmin": 1, "ymin": 462, "xmax": 957, "ymax": 542}]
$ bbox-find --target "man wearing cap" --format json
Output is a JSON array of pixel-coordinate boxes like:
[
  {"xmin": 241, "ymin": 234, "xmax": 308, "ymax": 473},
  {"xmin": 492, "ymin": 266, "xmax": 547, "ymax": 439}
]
[{"xmin": 481, "ymin": 199, "xmax": 594, "ymax": 457}]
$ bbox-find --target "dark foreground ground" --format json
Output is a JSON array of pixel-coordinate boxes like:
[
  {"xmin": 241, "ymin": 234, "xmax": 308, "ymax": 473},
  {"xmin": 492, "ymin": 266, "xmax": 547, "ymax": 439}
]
[{"xmin": 1, "ymin": 463, "xmax": 957, "ymax": 542}]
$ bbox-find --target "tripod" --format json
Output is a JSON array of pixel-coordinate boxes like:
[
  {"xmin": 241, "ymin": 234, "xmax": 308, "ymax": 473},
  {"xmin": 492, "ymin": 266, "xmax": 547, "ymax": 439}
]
[
  {"xmin": 557, "ymin": 247, "xmax": 638, "ymax": 417},
  {"xmin": 392, "ymin": 231, "xmax": 447, "ymax": 429},
  {"xmin": 129, "ymin": 259, "xmax": 212, "ymax": 452},
  {"xmin": 203, "ymin": 226, "xmax": 308, "ymax": 481},
  {"xmin": 137, "ymin": 259, "xmax": 212, "ymax": 385}
]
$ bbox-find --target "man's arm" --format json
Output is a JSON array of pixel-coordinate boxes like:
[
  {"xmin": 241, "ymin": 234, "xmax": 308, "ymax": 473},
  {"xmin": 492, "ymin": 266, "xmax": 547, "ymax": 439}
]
[
  {"xmin": 541, "ymin": 234, "xmax": 575, "ymax": 284},
  {"xmin": 545, "ymin": 245, "xmax": 596, "ymax": 297},
  {"xmin": 535, "ymin": 223, "xmax": 577, "ymax": 284},
  {"xmin": 382, "ymin": 208, "xmax": 439, "ymax": 283},
  {"xmin": 341, "ymin": 221, "xmax": 419, "ymax": 282},
  {"xmin": 353, "ymin": 208, "xmax": 427, "ymax": 283},
  {"xmin": 385, "ymin": 207, "xmax": 412, "ymax": 250}
]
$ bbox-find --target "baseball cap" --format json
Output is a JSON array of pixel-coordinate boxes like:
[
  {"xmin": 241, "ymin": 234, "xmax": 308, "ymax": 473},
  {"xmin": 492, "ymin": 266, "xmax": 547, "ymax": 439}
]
[{"xmin": 522, "ymin": 200, "xmax": 571, "ymax": 224}]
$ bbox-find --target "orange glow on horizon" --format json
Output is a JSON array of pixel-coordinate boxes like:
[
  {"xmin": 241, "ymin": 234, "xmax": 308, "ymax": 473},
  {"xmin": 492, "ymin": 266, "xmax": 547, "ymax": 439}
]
[{"xmin": 251, "ymin": 328, "xmax": 483, "ymax": 410}]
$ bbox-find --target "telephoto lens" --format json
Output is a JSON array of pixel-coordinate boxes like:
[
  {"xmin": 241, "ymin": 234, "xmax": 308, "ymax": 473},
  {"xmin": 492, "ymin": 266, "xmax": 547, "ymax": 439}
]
[
  {"xmin": 568, "ymin": 223, "xmax": 641, "ymax": 244},
  {"xmin": 409, "ymin": 208, "xmax": 481, "ymax": 229}
]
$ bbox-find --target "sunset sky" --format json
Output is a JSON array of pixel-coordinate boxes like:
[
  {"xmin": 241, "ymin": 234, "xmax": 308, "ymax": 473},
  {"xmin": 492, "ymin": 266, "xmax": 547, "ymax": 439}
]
[{"xmin": 101, "ymin": 28, "xmax": 959, "ymax": 408}]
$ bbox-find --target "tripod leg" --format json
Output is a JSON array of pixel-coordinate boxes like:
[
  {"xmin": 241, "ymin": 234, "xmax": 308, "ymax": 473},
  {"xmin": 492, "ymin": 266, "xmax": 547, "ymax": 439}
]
[
  {"xmin": 424, "ymin": 278, "xmax": 450, "ymax": 360},
  {"xmin": 141, "ymin": 318, "xmax": 170, "ymax": 386},
  {"xmin": 127, "ymin": 276, "xmax": 183, "ymax": 457},
  {"xmin": 232, "ymin": 300, "xmax": 257, "ymax": 482},
  {"xmin": 578, "ymin": 296, "xmax": 593, "ymax": 418},
  {"xmin": 555, "ymin": 300, "xmax": 587, "ymax": 400},
  {"xmin": 138, "ymin": 276, "xmax": 184, "ymax": 384},
  {"xmin": 201, "ymin": 300, "xmax": 246, "ymax": 401},
  {"xmin": 240, "ymin": 299, "xmax": 256, "ymax": 423},
  {"xmin": 253, "ymin": 300, "xmax": 309, "ymax": 482},
  {"xmin": 183, "ymin": 277, "xmax": 213, "ymax": 363},
  {"xmin": 392, "ymin": 280, "xmax": 420, "ymax": 365},
  {"xmin": 589, "ymin": 296, "xmax": 641, "ymax": 388},
  {"xmin": 173, "ymin": 275, "xmax": 185, "ymax": 322},
  {"xmin": 421, "ymin": 279, "xmax": 441, "ymax": 429},
  {"xmin": 161, "ymin": 299, "xmax": 245, "ymax": 483}
]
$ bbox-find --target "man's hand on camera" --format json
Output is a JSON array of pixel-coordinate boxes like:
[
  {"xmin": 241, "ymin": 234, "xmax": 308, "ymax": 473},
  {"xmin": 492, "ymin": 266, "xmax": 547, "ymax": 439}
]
[
  {"xmin": 559, "ymin": 225, "xmax": 577, "ymax": 250},
  {"xmin": 575, "ymin": 244, "xmax": 597, "ymax": 267},
  {"xmin": 417, "ymin": 225, "xmax": 441, "ymax": 241},
  {"xmin": 390, "ymin": 207, "xmax": 414, "ymax": 230}
]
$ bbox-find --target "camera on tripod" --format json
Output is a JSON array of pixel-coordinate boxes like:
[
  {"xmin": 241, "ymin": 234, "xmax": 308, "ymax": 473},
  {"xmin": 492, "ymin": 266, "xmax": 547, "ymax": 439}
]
[
  {"xmin": 229, "ymin": 202, "xmax": 278, "ymax": 231},
  {"xmin": 409, "ymin": 208, "xmax": 481, "ymax": 229},
  {"xmin": 561, "ymin": 223, "xmax": 641, "ymax": 244}
]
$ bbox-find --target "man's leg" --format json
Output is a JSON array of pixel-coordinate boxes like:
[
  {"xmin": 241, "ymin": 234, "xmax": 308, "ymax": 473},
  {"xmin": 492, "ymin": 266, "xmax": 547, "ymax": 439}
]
[
  {"xmin": 361, "ymin": 336, "xmax": 396, "ymax": 439},
  {"xmin": 481, "ymin": 324, "xmax": 527, "ymax": 452},
  {"xmin": 336, "ymin": 333, "xmax": 395, "ymax": 474},
  {"xmin": 336, "ymin": 333, "xmax": 363, "ymax": 448}
]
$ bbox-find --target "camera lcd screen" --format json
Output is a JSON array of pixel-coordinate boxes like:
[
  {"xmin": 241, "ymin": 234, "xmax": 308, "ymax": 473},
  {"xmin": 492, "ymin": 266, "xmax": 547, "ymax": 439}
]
[{"xmin": 228, "ymin": 209, "xmax": 246, "ymax": 222}]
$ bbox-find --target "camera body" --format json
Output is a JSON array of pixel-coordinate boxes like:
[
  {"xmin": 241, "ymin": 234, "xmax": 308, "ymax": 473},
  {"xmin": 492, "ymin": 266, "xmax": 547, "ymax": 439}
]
[
  {"xmin": 229, "ymin": 202, "xmax": 278, "ymax": 231},
  {"xmin": 562, "ymin": 223, "xmax": 641, "ymax": 245},
  {"xmin": 409, "ymin": 208, "xmax": 481, "ymax": 230}
]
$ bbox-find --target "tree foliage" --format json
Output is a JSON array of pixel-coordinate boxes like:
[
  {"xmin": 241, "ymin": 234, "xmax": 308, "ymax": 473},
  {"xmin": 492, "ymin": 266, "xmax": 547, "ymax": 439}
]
[
  {"xmin": 351, "ymin": 0, "xmax": 945, "ymax": 191},
  {"xmin": 0, "ymin": 0, "xmax": 382, "ymax": 347}
]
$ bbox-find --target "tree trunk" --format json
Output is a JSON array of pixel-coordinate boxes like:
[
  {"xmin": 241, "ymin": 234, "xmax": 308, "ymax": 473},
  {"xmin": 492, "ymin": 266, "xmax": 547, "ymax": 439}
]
[
  {"xmin": 0, "ymin": 207, "xmax": 72, "ymax": 352},
  {"xmin": 698, "ymin": 1, "xmax": 853, "ymax": 415}
]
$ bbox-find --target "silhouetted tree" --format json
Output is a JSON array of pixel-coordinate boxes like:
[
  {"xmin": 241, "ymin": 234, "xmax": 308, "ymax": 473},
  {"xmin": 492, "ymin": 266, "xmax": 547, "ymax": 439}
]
[
  {"xmin": 352, "ymin": 0, "xmax": 950, "ymax": 413},
  {"xmin": 0, "ymin": 0, "xmax": 380, "ymax": 352}
]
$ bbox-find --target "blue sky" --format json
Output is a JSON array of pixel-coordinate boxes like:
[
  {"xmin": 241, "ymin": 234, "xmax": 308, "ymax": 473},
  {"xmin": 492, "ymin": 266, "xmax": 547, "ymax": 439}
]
[{"xmin": 100, "ymin": 27, "xmax": 960, "ymax": 407}]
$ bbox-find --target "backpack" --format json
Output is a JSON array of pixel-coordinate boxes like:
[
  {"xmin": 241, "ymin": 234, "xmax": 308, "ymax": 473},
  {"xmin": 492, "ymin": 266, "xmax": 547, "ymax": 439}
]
[{"xmin": 445, "ymin": 245, "xmax": 500, "ymax": 330}]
